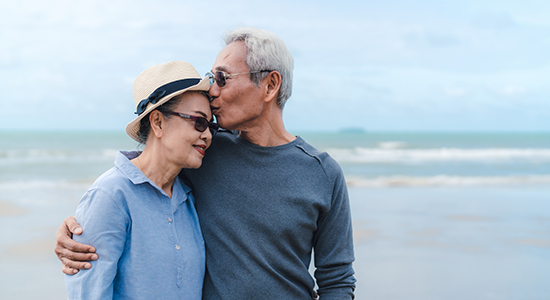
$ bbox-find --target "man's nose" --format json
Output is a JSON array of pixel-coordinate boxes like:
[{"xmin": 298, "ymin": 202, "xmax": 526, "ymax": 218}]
[{"xmin": 208, "ymin": 83, "xmax": 220, "ymax": 99}]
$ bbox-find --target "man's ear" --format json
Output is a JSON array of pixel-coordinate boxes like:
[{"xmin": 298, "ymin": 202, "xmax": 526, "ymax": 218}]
[
  {"xmin": 265, "ymin": 71, "xmax": 282, "ymax": 103},
  {"xmin": 149, "ymin": 110, "xmax": 165, "ymax": 138}
]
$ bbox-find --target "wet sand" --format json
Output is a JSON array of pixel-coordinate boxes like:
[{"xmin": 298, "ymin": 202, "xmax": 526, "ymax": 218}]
[
  {"xmin": 351, "ymin": 186, "xmax": 550, "ymax": 300},
  {"xmin": 1, "ymin": 186, "xmax": 549, "ymax": 299},
  {"xmin": 0, "ymin": 201, "xmax": 30, "ymax": 216}
]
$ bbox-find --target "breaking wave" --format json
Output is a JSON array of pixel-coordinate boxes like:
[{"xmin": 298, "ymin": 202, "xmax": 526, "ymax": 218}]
[
  {"xmin": 346, "ymin": 175, "xmax": 550, "ymax": 187},
  {"xmin": 328, "ymin": 147, "xmax": 550, "ymax": 164}
]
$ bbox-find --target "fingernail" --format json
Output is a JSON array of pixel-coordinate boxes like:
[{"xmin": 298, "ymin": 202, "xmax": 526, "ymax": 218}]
[
  {"xmin": 91, "ymin": 254, "xmax": 98, "ymax": 260},
  {"xmin": 85, "ymin": 263, "xmax": 91, "ymax": 269},
  {"xmin": 73, "ymin": 269, "xmax": 79, "ymax": 274}
]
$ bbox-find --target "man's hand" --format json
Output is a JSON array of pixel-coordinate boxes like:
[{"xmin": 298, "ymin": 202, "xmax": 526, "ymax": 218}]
[{"xmin": 54, "ymin": 216, "xmax": 98, "ymax": 275}]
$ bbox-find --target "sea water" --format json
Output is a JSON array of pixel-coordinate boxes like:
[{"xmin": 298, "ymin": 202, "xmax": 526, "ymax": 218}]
[
  {"xmin": 301, "ymin": 131, "xmax": 550, "ymax": 187},
  {"xmin": 2, "ymin": 131, "xmax": 549, "ymax": 190},
  {"xmin": 1, "ymin": 130, "xmax": 549, "ymax": 299}
]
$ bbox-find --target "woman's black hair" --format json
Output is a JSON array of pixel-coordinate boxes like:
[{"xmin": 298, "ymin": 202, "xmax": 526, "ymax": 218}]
[{"xmin": 136, "ymin": 91, "xmax": 210, "ymax": 144}]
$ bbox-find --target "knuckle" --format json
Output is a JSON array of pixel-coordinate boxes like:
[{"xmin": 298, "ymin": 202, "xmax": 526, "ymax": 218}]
[
  {"xmin": 64, "ymin": 241, "xmax": 76, "ymax": 252},
  {"xmin": 65, "ymin": 260, "xmax": 78, "ymax": 269},
  {"xmin": 60, "ymin": 256, "xmax": 70, "ymax": 265},
  {"xmin": 57, "ymin": 249, "xmax": 67, "ymax": 260}
]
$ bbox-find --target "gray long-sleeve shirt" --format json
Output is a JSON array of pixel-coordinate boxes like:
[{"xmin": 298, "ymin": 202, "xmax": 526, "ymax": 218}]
[{"xmin": 183, "ymin": 130, "xmax": 356, "ymax": 299}]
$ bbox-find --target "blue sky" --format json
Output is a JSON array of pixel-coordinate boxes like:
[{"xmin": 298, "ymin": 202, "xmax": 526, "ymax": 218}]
[{"xmin": 1, "ymin": 0, "xmax": 549, "ymax": 132}]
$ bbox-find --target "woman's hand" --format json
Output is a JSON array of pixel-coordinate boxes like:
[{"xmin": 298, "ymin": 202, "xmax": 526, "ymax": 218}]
[{"xmin": 54, "ymin": 216, "xmax": 98, "ymax": 274}]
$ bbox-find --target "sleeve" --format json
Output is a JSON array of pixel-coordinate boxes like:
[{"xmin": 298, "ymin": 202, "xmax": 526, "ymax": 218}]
[
  {"xmin": 313, "ymin": 166, "xmax": 356, "ymax": 299},
  {"xmin": 65, "ymin": 187, "xmax": 129, "ymax": 300}
]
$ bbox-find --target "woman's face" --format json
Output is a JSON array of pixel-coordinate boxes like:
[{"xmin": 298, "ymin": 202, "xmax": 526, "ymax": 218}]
[{"xmin": 161, "ymin": 92, "xmax": 213, "ymax": 169}]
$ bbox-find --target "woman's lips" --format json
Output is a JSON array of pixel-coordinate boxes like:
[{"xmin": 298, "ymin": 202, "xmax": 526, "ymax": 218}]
[{"xmin": 193, "ymin": 145, "xmax": 206, "ymax": 156}]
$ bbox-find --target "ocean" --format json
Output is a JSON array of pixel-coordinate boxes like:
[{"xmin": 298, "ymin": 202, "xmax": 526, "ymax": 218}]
[
  {"xmin": 302, "ymin": 131, "xmax": 550, "ymax": 187},
  {"xmin": 1, "ymin": 130, "xmax": 549, "ymax": 299},
  {"xmin": 2, "ymin": 131, "xmax": 549, "ymax": 189}
]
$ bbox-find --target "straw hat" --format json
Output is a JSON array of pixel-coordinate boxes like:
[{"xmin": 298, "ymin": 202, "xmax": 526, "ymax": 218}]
[{"xmin": 125, "ymin": 61, "xmax": 211, "ymax": 142}]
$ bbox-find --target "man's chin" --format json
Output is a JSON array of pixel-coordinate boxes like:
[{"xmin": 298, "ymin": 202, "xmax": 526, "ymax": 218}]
[
  {"xmin": 214, "ymin": 115, "xmax": 240, "ymax": 131},
  {"xmin": 215, "ymin": 118, "xmax": 232, "ymax": 130},
  {"xmin": 213, "ymin": 114, "xmax": 223, "ymax": 126}
]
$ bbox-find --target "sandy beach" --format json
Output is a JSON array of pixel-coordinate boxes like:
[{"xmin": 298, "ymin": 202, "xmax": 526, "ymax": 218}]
[
  {"xmin": 1, "ymin": 185, "xmax": 549, "ymax": 299},
  {"xmin": 351, "ymin": 186, "xmax": 550, "ymax": 300}
]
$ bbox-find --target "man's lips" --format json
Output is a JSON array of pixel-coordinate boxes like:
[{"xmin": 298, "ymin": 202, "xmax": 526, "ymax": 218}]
[{"xmin": 210, "ymin": 104, "xmax": 220, "ymax": 114}]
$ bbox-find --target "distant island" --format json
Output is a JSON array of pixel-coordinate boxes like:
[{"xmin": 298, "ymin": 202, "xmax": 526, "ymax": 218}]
[{"xmin": 339, "ymin": 127, "xmax": 366, "ymax": 133}]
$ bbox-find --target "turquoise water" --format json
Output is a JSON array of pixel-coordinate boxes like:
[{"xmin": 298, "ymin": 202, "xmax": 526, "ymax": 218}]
[
  {"xmin": 1, "ymin": 130, "xmax": 549, "ymax": 189},
  {"xmin": 301, "ymin": 131, "xmax": 550, "ymax": 187},
  {"xmin": 0, "ymin": 130, "xmax": 138, "ymax": 183}
]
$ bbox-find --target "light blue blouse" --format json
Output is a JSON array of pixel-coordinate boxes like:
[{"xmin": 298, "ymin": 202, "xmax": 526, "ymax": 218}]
[{"xmin": 65, "ymin": 151, "xmax": 205, "ymax": 300}]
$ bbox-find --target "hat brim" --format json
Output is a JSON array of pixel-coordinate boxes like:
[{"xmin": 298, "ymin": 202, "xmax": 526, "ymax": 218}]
[{"xmin": 125, "ymin": 77, "xmax": 211, "ymax": 142}]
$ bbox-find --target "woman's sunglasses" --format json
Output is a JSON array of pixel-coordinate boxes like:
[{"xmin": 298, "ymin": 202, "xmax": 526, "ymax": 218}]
[
  {"xmin": 168, "ymin": 112, "xmax": 219, "ymax": 136},
  {"xmin": 205, "ymin": 70, "xmax": 273, "ymax": 87}
]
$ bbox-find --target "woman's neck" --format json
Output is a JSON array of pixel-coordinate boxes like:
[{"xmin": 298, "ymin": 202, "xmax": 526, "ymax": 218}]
[{"xmin": 132, "ymin": 145, "xmax": 180, "ymax": 198}]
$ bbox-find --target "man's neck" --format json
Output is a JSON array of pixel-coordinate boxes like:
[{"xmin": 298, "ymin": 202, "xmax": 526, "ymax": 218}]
[
  {"xmin": 237, "ymin": 110, "xmax": 296, "ymax": 147},
  {"xmin": 233, "ymin": 99, "xmax": 295, "ymax": 147}
]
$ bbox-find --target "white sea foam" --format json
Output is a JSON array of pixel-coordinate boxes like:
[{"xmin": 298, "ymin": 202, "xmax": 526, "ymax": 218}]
[
  {"xmin": 0, "ymin": 148, "xmax": 119, "ymax": 166},
  {"xmin": 0, "ymin": 179, "xmax": 93, "ymax": 191},
  {"xmin": 346, "ymin": 175, "xmax": 550, "ymax": 187},
  {"xmin": 327, "ymin": 147, "xmax": 550, "ymax": 164},
  {"xmin": 377, "ymin": 141, "xmax": 408, "ymax": 149}
]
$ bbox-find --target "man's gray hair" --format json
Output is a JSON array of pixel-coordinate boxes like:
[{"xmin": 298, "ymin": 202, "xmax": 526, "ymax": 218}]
[{"xmin": 223, "ymin": 27, "xmax": 294, "ymax": 108}]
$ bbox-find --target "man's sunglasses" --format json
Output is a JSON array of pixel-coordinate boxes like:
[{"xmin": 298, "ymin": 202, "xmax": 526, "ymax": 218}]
[
  {"xmin": 168, "ymin": 112, "xmax": 219, "ymax": 136},
  {"xmin": 205, "ymin": 70, "xmax": 273, "ymax": 87}
]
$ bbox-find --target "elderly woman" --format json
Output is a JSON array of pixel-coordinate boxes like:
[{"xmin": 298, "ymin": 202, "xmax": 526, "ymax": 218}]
[{"xmin": 64, "ymin": 61, "xmax": 218, "ymax": 300}]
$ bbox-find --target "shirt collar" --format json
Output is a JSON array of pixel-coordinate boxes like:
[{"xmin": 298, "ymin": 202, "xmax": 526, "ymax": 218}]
[{"xmin": 115, "ymin": 151, "xmax": 192, "ymax": 200}]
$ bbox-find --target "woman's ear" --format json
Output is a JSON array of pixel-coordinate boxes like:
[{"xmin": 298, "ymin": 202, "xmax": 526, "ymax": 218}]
[{"xmin": 149, "ymin": 110, "xmax": 165, "ymax": 138}]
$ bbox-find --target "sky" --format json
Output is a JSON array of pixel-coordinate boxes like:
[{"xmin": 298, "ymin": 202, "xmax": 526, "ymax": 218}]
[{"xmin": 1, "ymin": 0, "xmax": 549, "ymax": 132}]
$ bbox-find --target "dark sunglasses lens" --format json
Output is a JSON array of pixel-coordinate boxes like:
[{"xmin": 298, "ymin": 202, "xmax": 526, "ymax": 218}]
[
  {"xmin": 215, "ymin": 71, "xmax": 226, "ymax": 87},
  {"xmin": 194, "ymin": 118, "xmax": 209, "ymax": 132},
  {"xmin": 209, "ymin": 124, "xmax": 219, "ymax": 136}
]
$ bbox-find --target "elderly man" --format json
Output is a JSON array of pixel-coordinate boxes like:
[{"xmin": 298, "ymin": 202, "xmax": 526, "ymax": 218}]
[{"xmin": 55, "ymin": 27, "xmax": 356, "ymax": 299}]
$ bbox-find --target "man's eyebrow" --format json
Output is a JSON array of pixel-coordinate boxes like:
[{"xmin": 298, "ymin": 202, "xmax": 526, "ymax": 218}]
[{"xmin": 214, "ymin": 66, "xmax": 229, "ymax": 72}]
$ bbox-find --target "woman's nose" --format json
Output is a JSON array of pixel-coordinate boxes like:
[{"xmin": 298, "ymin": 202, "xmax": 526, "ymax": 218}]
[{"xmin": 201, "ymin": 128, "xmax": 213, "ymax": 143}]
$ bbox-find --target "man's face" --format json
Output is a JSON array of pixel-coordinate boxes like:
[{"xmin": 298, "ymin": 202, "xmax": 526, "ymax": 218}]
[{"xmin": 209, "ymin": 41, "xmax": 266, "ymax": 130}]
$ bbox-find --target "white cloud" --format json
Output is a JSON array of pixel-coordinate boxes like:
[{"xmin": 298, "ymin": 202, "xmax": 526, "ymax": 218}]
[{"xmin": 498, "ymin": 85, "xmax": 527, "ymax": 97}]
